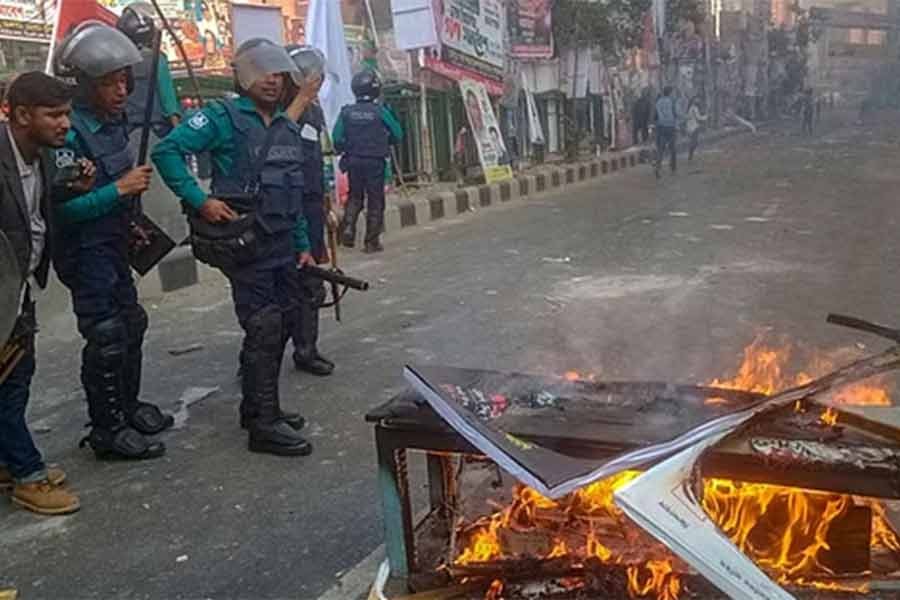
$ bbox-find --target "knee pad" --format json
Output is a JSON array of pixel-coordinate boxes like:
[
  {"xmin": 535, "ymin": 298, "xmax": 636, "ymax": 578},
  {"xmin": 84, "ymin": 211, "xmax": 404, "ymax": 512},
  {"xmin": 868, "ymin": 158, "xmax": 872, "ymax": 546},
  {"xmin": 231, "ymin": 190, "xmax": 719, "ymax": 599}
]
[
  {"xmin": 84, "ymin": 316, "xmax": 127, "ymax": 370},
  {"xmin": 122, "ymin": 305, "xmax": 148, "ymax": 344},
  {"xmin": 245, "ymin": 305, "xmax": 284, "ymax": 355}
]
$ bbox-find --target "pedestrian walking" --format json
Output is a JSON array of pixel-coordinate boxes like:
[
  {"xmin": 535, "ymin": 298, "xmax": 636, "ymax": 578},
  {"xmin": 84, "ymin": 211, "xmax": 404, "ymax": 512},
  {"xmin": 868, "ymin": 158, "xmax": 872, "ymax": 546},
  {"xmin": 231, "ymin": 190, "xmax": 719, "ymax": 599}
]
[
  {"xmin": 152, "ymin": 39, "xmax": 319, "ymax": 456},
  {"xmin": 333, "ymin": 71, "xmax": 403, "ymax": 253},
  {"xmin": 632, "ymin": 88, "xmax": 651, "ymax": 146},
  {"xmin": 654, "ymin": 86, "xmax": 678, "ymax": 178},
  {"xmin": 686, "ymin": 96, "xmax": 708, "ymax": 161},
  {"xmin": 51, "ymin": 22, "xmax": 173, "ymax": 461},
  {"xmin": 286, "ymin": 44, "xmax": 334, "ymax": 377},
  {"xmin": 0, "ymin": 72, "xmax": 84, "ymax": 515},
  {"xmin": 801, "ymin": 88, "xmax": 814, "ymax": 136}
]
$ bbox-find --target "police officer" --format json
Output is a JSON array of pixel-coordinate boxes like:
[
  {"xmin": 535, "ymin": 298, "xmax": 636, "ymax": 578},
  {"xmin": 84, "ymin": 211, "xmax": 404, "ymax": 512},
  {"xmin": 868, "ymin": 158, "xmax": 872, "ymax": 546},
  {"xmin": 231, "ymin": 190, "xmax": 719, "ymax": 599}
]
[
  {"xmin": 52, "ymin": 22, "xmax": 173, "ymax": 460},
  {"xmin": 333, "ymin": 70, "xmax": 402, "ymax": 253},
  {"xmin": 152, "ymin": 39, "xmax": 319, "ymax": 456},
  {"xmin": 116, "ymin": 3, "xmax": 181, "ymax": 137},
  {"xmin": 285, "ymin": 44, "xmax": 333, "ymax": 377}
]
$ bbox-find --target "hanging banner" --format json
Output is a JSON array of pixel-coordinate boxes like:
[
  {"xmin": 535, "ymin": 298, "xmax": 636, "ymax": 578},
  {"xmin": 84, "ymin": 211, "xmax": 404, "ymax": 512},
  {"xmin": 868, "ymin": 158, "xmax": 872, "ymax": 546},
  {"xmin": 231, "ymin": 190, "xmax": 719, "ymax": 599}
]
[
  {"xmin": 96, "ymin": 0, "xmax": 233, "ymax": 72},
  {"xmin": 0, "ymin": 0, "xmax": 52, "ymax": 42},
  {"xmin": 521, "ymin": 71, "xmax": 544, "ymax": 145},
  {"xmin": 439, "ymin": 0, "xmax": 505, "ymax": 81},
  {"xmin": 459, "ymin": 78, "xmax": 512, "ymax": 184},
  {"xmin": 507, "ymin": 0, "xmax": 552, "ymax": 59}
]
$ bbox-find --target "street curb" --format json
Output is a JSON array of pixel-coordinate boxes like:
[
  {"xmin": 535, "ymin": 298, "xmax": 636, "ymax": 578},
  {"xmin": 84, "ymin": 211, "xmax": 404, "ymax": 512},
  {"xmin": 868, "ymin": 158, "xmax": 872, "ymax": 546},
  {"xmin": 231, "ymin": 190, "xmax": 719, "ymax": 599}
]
[
  {"xmin": 381, "ymin": 125, "xmax": 750, "ymax": 236},
  {"xmin": 382, "ymin": 147, "xmax": 644, "ymax": 234}
]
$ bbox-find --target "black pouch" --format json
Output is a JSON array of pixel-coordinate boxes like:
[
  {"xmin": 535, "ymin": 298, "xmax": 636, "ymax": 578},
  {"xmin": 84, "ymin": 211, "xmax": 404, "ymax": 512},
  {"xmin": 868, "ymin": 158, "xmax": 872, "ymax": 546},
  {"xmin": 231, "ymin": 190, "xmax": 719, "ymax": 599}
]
[{"xmin": 187, "ymin": 196, "xmax": 258, "ymax": 271}]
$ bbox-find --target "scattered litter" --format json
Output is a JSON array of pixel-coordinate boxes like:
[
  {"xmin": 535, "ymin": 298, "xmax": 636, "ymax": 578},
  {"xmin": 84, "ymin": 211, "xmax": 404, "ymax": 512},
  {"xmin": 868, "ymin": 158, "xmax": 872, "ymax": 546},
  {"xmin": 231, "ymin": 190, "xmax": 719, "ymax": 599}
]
[
  {"xmin": 541, "ymin": 256, "xmax": 571, "ymax": 264},
  {"xmin": 32, "ymin": 425, "xmax": 52, "ymax": 434},
  {"xmin": 485, "ymin": 290, "xmax": 498, "ymax": 296},
  {"xmin": 172, "ymin": 386, "xmax": 220, "ymax": 429},
  {"xmin": 668, "ymin": 211, "xmax": 690, "ymax": 217},
  {"xmin": 775, "ymin": 181, "xmax": 791, "ymax": 189},
  {"xmin": 708, "ymin": 224, "xmax": 734, "ymax": 231},
  {"xmin": 176, "ymin": 555, "xmax": 188, "ymax": 563},
  {"xmin": 641, "ymin": 219, "xmax": 653, "ymax": 224},
  {"xmin": 168, "ymin": 343, "xmax": 204, "ymax": 356},
  {"xmin": 857, "ymin": 342, "xmax": 867, "ymax": 351},
  {"xmin": 745, "ymin": 217, "xmax": 770, "ymax": 223},
  {"xmin": 361, "ymin": 337, "xmax": 378, "ymax": 343},
  {"xmin": 504, "ymin": 249, "xmax": 521, "ymax": 255}
]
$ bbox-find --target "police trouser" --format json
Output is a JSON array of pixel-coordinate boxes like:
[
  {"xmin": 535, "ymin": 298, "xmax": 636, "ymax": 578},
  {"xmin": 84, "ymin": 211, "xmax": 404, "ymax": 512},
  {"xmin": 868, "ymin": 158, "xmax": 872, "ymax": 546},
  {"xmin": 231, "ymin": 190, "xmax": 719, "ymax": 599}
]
[
  {"xmin": 343, "ymin": 156, "xmax": 386, "ymax": 246},
  {"xmin": 292, "ymin": 191, "xmax": 327, "ymax": 363},
  {"xmin": 227, "ymin": 260, "xmax": 300, "ymax": 424},
  {"xmin": 55, "ymin": 238, "xmax": 148, "ymax": 431}
]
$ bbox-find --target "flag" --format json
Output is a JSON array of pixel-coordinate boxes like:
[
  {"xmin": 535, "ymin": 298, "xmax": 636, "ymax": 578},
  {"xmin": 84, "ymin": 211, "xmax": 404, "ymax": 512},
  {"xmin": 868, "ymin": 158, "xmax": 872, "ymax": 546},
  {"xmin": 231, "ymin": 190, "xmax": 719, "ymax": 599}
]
[
  {"xmin": 306, "ymin": 0, "xmax": 356, "ymax": 135},
  {"xmin": 45, "ymin": 0, "xmax": 119, "ymax": 73}
]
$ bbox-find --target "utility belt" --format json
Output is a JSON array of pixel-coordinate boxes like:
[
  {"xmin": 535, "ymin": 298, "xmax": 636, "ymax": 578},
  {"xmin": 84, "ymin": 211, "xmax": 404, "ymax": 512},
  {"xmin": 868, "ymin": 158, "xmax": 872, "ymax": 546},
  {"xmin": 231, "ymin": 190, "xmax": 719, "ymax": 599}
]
[{"xmin": 187, "ymin": 190, "xmax": 260, "ymax": 272}]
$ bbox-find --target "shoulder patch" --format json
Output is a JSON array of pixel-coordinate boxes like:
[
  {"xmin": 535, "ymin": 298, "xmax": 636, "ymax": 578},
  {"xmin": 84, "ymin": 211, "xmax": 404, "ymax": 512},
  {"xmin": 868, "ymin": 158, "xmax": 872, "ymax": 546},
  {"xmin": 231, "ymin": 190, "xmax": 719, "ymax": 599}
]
[
  {"xmin": 55, "ymin": 148, "xmax": 76, "ymax": 169},
  {"xmin": 188, "ymin": 112, "xmax": 210, "ymax": 130}
]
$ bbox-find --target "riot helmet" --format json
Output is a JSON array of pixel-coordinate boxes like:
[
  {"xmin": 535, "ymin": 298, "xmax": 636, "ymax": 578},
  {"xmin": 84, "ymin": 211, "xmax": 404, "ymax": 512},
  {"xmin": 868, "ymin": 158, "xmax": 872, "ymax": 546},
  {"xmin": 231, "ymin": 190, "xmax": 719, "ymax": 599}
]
[
  {"xmin": 232, "ymin": 38, "xmax": 299, "ymax": 91},
  {"xmin": 117, "ymin": 3, "xmax": 156, "ymax": 49},
  {"xmin": 286, "ymin": 44, "xmax": 326, "ymax": 82},
  {"xmin": 351, "ymin": 70, "xmax": 381, "ymax": 101},
  {"xmin": 53, "ymin": 21, "xmax": 142, "ymax": 81}
]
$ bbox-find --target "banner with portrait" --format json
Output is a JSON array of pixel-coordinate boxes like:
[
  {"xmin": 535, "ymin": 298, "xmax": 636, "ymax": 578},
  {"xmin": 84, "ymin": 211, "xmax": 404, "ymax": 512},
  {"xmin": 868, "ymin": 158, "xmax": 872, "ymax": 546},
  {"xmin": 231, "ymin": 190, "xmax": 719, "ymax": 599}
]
[
  {"xmin": 97, "ymin": 0, "xmax": 233, "ymax": 73},
  {"xmin": 459, "ymin": 78, "xmax": 512, "ymax": 184},
  {"xmin": 507, "ymin": 0, "xmax": 552, "ymax": 59}
]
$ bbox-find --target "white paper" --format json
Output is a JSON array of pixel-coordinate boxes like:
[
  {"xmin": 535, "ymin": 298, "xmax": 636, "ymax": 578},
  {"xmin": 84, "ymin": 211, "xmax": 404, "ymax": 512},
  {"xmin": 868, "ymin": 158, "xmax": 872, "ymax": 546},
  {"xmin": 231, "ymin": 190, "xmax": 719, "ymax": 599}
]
[
  {"xmin": 615, "ymin": 437, "xmax": 795, "ymax": 600},
  {"xmin": 391, "ymin": 0, "xmax": 438, "ymax": 51}
]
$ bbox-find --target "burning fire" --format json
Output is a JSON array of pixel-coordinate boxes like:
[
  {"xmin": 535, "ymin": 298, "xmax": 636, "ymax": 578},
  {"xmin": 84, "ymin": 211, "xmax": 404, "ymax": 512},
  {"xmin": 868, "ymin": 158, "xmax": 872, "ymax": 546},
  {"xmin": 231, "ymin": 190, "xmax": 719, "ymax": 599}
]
[{"xmin": 457, "ymin": 336, "xmax": 899, "ymax": 599}]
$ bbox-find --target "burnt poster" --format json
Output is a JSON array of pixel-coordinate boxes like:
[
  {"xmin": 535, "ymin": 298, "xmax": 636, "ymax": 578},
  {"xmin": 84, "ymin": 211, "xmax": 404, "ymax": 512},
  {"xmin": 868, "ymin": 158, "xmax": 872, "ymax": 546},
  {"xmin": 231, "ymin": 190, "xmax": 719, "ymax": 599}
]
[{"xmin": 507, "ymin": 0, "xmax": 552, "ymax": 59}]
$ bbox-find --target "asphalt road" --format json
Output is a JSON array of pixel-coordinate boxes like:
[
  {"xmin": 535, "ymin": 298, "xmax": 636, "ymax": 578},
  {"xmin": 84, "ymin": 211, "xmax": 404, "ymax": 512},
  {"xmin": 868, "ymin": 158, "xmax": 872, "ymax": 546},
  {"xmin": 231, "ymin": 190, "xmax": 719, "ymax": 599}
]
[{"xmin": 4, "ymin": 111, "xmax": 900, "ymax": 600}]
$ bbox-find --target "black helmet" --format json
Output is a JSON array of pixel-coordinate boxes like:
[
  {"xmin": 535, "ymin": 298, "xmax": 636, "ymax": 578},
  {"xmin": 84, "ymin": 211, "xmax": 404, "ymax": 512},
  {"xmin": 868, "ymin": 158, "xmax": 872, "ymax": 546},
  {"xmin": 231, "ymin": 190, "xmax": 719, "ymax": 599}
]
[
  {"xmin": 351, "ymin": 70, "xmax": 381, "ymax": 101},
  {"xmin": 117, "ymin": 4, "xmax": 156, "ymax": 48}
]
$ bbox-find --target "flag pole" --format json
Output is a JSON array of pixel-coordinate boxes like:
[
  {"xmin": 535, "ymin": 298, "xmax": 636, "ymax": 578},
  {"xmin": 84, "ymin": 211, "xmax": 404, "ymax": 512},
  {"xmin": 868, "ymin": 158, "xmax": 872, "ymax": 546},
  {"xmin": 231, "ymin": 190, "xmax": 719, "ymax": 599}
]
[{"xmin": 44, "ymin": 0, "xmax": 61, "ymax": 73}]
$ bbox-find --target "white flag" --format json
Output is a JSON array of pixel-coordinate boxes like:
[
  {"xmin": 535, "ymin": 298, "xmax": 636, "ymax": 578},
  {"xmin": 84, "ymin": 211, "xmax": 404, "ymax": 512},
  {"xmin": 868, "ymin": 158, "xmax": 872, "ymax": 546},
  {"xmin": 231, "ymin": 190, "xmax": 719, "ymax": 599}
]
[{"xmin": 306, "ymin": 0, "xmax": 356, "ymax": 135}]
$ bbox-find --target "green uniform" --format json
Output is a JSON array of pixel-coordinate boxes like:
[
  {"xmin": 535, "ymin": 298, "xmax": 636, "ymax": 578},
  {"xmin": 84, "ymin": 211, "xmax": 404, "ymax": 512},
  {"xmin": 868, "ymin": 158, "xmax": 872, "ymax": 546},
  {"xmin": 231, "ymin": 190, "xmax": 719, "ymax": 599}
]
[
  {"xmin": 156, "ymin": 55, "xmax": 180, "ymax": 120},
  {"xmin": 151, "ymin": 95, "xmax": 309, "ymax": 252},
  {"xmin": 56, "ymin": 110, "xmax": 128, "ymax": 226}
]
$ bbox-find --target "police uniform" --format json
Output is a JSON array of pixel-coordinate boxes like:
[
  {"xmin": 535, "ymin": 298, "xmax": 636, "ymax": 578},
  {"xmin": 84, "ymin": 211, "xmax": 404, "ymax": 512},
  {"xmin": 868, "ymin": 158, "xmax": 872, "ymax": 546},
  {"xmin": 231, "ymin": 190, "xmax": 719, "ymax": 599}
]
[
  {"xmin": 51, "ymin": 22, "xmax": 171, "ymax": 460},
  {"xmin": 152, "ymin": 57, "xmax": 314, "ymax": 456},
  {"xmin": 126, "ymin": 51, "xmax": 180, "ymax": 138},
  {"xmin": 290, "ymin": 102, "xmax": 333, "ymax": 375},
  {"xmin": 333, "ymin": 72, "xmax": 402, "ymax": 252},
  {"xmin": 117, "ymin": 3, "xmax": 180, "ymax": 138}
]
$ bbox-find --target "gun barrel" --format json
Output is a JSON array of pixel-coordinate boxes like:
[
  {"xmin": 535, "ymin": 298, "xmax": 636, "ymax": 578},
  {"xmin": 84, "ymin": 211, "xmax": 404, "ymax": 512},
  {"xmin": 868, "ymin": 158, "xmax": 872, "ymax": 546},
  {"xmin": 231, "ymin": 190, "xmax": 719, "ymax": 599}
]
[{"xmin": 302, "ymin": 265, "xmax": 369, "ymax": 291}]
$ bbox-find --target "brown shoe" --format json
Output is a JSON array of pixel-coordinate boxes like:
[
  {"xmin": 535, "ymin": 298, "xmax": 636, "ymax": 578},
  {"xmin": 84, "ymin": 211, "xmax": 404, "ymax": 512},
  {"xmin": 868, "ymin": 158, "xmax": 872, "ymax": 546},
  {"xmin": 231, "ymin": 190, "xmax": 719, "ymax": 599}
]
[
  {"xmin": 0, "ymin": 466, "xmax": 66, "ymax": 491},
  {"xmin": 12, "ymin": 481, "xmax": 80, "ymax": 515}
]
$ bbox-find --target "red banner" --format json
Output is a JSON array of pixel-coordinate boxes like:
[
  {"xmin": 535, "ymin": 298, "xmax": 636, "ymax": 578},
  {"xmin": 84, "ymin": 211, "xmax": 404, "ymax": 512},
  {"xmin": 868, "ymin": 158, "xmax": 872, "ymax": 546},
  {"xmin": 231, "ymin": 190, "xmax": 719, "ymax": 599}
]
[{"xmin": 54, "ymin": 0, "xmax": 118, "ymax": 39}]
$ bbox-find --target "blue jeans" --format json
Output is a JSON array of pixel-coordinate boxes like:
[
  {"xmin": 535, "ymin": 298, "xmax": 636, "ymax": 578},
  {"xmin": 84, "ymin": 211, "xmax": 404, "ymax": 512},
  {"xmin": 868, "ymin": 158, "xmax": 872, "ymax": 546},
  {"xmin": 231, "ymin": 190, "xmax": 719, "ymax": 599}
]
[
  {"xmin": 656, "ymin": 126, "xmax": 677, "ymax": 172},
  {"xmin": 0, "ymin": 335, "xmax": 46, "ymax": 481}
]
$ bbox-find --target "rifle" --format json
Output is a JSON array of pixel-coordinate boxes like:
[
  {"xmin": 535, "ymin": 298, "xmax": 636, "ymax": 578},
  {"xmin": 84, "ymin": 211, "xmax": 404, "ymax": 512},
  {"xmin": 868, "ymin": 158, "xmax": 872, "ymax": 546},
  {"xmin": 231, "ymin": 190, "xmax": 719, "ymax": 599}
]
[
  {"xmin": 127, "ymin": 29, "xmax": 176, "ymax": 276},
  {"xmin": 301, "ymin": 194, "xmax": 369, "ymax": 321}
]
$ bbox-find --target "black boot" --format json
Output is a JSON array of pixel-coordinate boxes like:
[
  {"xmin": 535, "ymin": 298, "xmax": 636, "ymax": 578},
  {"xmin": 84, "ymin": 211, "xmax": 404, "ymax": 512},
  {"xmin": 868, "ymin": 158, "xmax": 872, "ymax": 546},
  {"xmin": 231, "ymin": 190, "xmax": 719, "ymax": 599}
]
[
  {"xmin": 243, "ymin": 307, "xmax": 312, "ymax": 456},
  {"xmin": 238, "ymin": 345, "xmax": 306, "ymax": 430},
  {"xmin": 122, "ymin": 306, "xmax": 174, "ymax": 435},
  {"xmin": 363, "ymin": 240, "xmax": 384, "ymax": 253},
  {"xmin": 363, "ymin": 209, "xmax": 384, "ymax": 253},
  {"xmin": 292, "ymin": 279, "xmax": 334, "ymax": 376},
  {"xmin": 80, "ymin": 317, "xmax": 165, "ymax": 460}
]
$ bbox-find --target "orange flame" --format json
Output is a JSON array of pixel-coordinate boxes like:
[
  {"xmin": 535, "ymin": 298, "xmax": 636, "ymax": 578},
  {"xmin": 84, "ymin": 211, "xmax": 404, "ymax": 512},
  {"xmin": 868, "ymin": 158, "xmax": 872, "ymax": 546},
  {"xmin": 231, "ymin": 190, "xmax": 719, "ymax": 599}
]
[
  {"xmin": 627, "ymin": 560, "xmax": 681, "ymax": 600},
  {"xmin": 819, "ymin": 407, "xmax": 839, "ymax": 427},
  {"xmin": 456, "ymin": 336, "xmax": 899, "ymax": 599}
]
